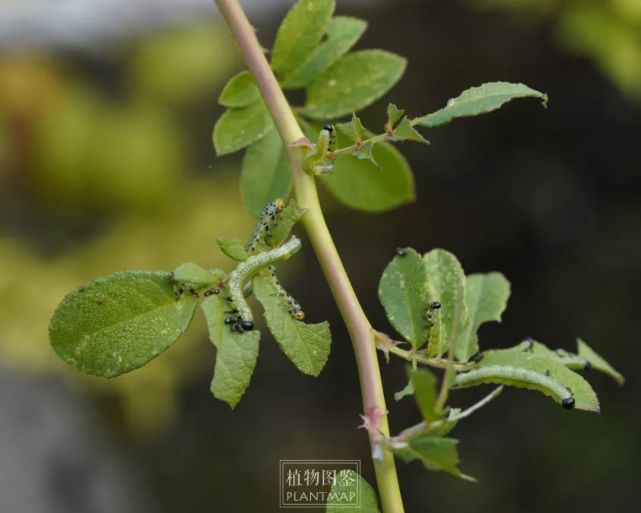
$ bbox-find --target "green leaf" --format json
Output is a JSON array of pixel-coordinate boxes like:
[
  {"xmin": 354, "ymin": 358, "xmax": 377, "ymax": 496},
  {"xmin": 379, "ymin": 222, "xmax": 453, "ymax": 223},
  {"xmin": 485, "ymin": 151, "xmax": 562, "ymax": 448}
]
[
  {"xmin": 326, "ymin": 470, "xmax": 380, "ymax": 512},
  {"xmin": 218, "ymin": 70, "xmax": 260, "ymax": 107},
  {"xmin": 173, "ymin": 263, "xmax": 223, "ymax": 287},
  {"xmin": 336, "ymin": 113, "xmax": 366, "ymax": 142},
  {"xmin": 416, "ymin": 81, "xmax": 548, "ymax": 128},
  {"xmin": 282, "ymin": 16, "xmax": 367, "ymax": 88},
  {"xmin": 393, "ymin": 435, "xmax": 473, "ymax": 480},
  {"xmin": 201, "ymin": 295, "xmax": 260, "ymax": 408},
  {"xmin": 455, "ymin": 272, "xmax": 510, "ymax": 361},
  {"xmin": 321, "ymin": 141, "xmax": 415, "ymax": 212},
  {"xmin": 304, "ymin": 50, "xmax": 407, "ymax": 119},
  {"xmin": 410, "ymin": 367, "xmax": 442, "ymax": 423},
  {"xmin": 216, "ymin": 237, "xmax": 248, "ymax": 262},
  {"xmin": 577, "ymin": 338, "xmax": 624, "ymax": 385},
  {"xmin": 269, "ymin": 199, "xmax": 304, "ymax": 247},
  {"xmin": 271, "ymin": 0, "xmax": 335, "ymax": 76},
  {"xmin": 213, "ymin": 100, "xmax": 274, "ymax": 156},
  {"xmin": 352, "ymin": 141, "xmax": 378, "ymax": 166},
  {"xmin": 455, "ymin": 349, "xmax": 600, "ymax": 412},
  {"xmin": 394, "ymin": 380, "xmax": 414, "ymax": 401},
  {"xmin": 49, "ymin": 271, "xmax": 198, "ymax": 378},
  {"xmin": 253, "ymin": 274, "xmax": 331, "ymax": 376},
  {"xmin": 386, "ymin": 103, "xmax": 405, "ymax": 130},
  {"xmin": 504, "ymin": 338, "xmax": 588, "ymax": 370},
  {"xmin": 240, "ymin": 128, "xmax": 292, "ymax": 218},
  {"xmin": 391, "ymin": 118, "xmax": 428, "ymax": 144},
  {"xmin": 423, "ymin": 249, "xmax": 468, "ymax": 357},
  {"xmin": 378, "ymin": 248, "xmax": 429, "ymax": 348}
]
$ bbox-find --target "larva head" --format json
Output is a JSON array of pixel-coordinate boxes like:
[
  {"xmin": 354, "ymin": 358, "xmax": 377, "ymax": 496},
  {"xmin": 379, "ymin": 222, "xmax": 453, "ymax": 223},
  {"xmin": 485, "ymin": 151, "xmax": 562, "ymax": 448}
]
[
  {"xmin": 431, "ymin": 301, "xmax": 441, "ymax": 310},
  {"xmin": 240, "ymin": 320, "xmax": 254, "ymax": 331},
  {"xmin": 292, "ymin": 310, "xmax": 305, "ymax": 321},
  {"xmin": 561, "ymin": 397, "xmax": 575, "ymax": 410},
  {"xmin": 469, "ymin": 352, "xmax": 484, "ymax": 363},
  {"xmin": 274, "ymin": 198, "xmax": 285, "ymax": 212}
]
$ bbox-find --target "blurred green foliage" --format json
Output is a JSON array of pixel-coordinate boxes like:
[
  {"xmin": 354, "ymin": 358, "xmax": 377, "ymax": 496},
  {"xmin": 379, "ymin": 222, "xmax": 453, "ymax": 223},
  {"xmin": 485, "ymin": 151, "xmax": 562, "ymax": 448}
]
[
  {"xmin": 474, "ymin": 0, "xmax": 641, "ymax": 101},
  {"xmin": 0, "ymin": 23, "xmax": 252, "ymax": 434}
]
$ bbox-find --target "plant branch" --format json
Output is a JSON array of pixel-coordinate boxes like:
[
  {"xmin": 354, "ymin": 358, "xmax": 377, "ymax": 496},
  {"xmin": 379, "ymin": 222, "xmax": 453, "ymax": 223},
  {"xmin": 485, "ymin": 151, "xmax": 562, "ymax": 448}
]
[
  {"xmin": 389, "ymin": 386, "xmax": 504, "ymax": 446},
  {"xmin": 374, "ymin": 330, "xmax": 470, "ymax": 371},
  {"xmin": 214, "ymin": 1, "xmax": 404, "ymax": 511}
]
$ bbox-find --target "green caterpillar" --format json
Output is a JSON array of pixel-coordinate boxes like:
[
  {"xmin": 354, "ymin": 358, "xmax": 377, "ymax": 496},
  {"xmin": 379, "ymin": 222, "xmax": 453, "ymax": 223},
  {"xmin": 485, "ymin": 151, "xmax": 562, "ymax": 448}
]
[
  {"xmin": 454, "ymin": 365, "xmax": 575, "ymax": 409},
  {"xmin": 424, "ymin": 301, "xmax": 443, "ymax": 354},
  {"xmin": 245, "ymin": 199, "xmax": 285, "ymax": 255},
  {"xmin": 225, "ymin": 236, "xmax": 302, "ymax": 332},
  {"xmin": 267, "ymin": 265, "xmax": 305, "ymax": 320},
  {"xmin": 304, "ymin": 125, "xmax": 336, "ymax": 175}
]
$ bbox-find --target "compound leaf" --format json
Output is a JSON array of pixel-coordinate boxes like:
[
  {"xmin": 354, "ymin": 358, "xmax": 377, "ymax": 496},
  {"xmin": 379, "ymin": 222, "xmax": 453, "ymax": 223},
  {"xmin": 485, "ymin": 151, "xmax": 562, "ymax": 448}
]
[{"xmin": 49, "ymin": 271, "xmax": 197, "ymax": 378}]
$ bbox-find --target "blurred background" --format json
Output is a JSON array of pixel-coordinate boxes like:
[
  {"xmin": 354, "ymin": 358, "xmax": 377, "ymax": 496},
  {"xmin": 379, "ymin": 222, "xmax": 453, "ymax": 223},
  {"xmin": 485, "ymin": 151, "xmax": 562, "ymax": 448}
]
[{"xmin": 0, "ymin": 0, "xmax": 639, "ymax": 511}]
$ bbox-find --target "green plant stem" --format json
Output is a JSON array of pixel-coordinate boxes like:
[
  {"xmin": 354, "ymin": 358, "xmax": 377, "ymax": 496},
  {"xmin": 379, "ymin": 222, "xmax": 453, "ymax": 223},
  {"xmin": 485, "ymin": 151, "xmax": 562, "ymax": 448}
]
[
  {"xmin": 214, "ymin": 1, "xmax": 405, "ymax": 511},
  {"xmin": 330, "ymin": 116, "xmax": 424, "ymax": 158},
  {"xmin": 374, "ymin": 330, "xmax": 470, "ymax": 371}
]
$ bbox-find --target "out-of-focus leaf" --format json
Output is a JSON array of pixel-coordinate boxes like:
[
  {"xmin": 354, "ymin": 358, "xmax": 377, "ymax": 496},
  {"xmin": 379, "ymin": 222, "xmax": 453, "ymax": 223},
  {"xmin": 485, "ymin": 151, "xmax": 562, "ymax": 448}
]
[
  {"xmin": 213, "ymin": 101, "xmax": 274, "ymax": 156},
  {"xmin": 394, "ymin": 380, "xmax": 414, "ymax": 401},
  {"xmin": 326, "ymin": 469, "xmax": 380, "ymax": 512},
  {"xmin": 271, "ymin": 0, "xmax": 335, "ymax": 76},
  {"xmin": 216, "ymin": 237, "xmax": 248, "ymax": 262},
  {"xmin": 423, "ymin": 249, "xmax": 468, "ymax": 357},
  {"xmin": 240, "ymin": 128, "xmax": 292, "ymax": 218},
  {"xmin": 283, "ymin": 16, "xmax": 367, "ymax": 88},
  {"xmin": 321, "ymin": 141, "xmax": 415, "ymax": 212},
  {"xmin": 201, "ymin": 295, "xmax": 260, "ymax": 408},
  {"xmin": 393, "ymin": 435, "xmax": 472, "ymax": 480},
  {"xmin": 253, "ymin": 275, "xmax": 331, "ymax": 376},
  {"xmin": 378, "ymin": 248, "xmax": 430, "ymax": 348},
  {"xmin": 410, "ymin": 367, "xmax": 442, "ymax": 423},
  {"xmin": 218, "ymin": 70, "xmax": 260, "ymax": 107},
  {"xmin": 129, "ymin": 24, "xmax": 237, "ymax": 105},
  {"xmin": 173, "ymin": 263, "xmax": 224, "ymax": 286},
  {"xmin": 416, "ymin": 82, "xmax": 547, "ymax": 128},
  {"xmin": 304, "ymin": 50, "xmax": 407, "ymax": 119},
  {"xmin": 455, "ymin": 272, "xmax": 510, "ymax": 361},
  {"xmin": 49, "ymin": 271, "xmax": 197, "ymax": 378},
  {"xmin": 577, "ymin": 338, "xmax": 624, "ymax": 385}
]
